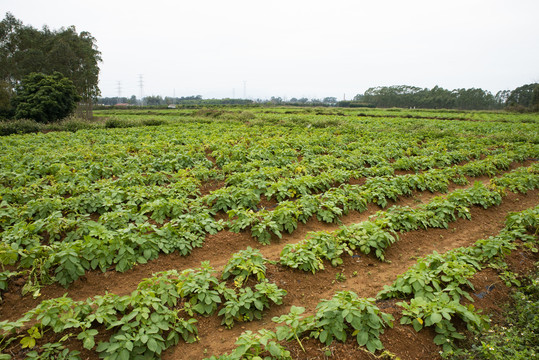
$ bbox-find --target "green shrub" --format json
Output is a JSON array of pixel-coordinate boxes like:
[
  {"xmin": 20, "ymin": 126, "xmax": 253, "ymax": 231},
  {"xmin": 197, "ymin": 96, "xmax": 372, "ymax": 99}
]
[
  {"xmin": 13, "ymin": 72, "xmax": 80, "ymax": 123},
  {"xmin": 142, "ymin": 118, "xmax": 167, "ymax": 126},
  {"xmin": 49, "ymin": 117, "xmax": 100, "ymax": 132},
  {"xmin": 237, "ymin": 111, "xmax": 256, "ymax": 121},
  {"xmin": 0, "ymin": 118, "xmax": 42, "ymax": 135},
  {"xmin": 104, "ymin": 118, "xmax": 135, "ymax": 128}
]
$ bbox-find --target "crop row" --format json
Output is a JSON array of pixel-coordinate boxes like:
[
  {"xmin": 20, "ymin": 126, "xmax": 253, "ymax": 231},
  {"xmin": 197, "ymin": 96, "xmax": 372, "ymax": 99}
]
[
  {"xmin": 0, "ymin": 161, "xmax": 535, "ymax": 296},
  {"xmin": 0, "ymin": 247, "xmax": 287, "ymax": 360},
  {"xmin": 205, "ymin": 204, "xmax": 539, "ymax": 359},
  {"xmin": 1, "ymin": 195, "xmax": 537, "ymax": 359},
  {"xmin": 278, "ymin": 165, "xmax": 538, "ymax": 273},
  {"xmin": 226, "ymin": 161, "xmax": 537, "ymax": 244}
]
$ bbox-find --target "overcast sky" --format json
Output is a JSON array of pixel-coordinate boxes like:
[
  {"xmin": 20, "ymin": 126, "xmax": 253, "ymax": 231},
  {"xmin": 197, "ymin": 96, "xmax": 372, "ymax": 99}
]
[{"xmin": 4, "ymin": 0, "xmax": 539, "ymax": 100}]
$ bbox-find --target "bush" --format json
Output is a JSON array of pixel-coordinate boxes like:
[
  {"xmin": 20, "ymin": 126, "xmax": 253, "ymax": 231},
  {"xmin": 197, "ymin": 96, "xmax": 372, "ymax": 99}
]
[
  {"xmin": 237, "ymin": 111, "xmax": 256, "ymax": 121},
  {"xmin": 0, "ymin": 119, "xmax": 42, "ymax": 136},
  {"xmin": 104, "ymin": 118, "xmax": 135, "ymax": 128},
  {"xmin": 195, "ymin": 108, "xmax": 225, "ymax": 118},
  {"xmin": 13, "ymin": 72, "xmax": 80, "ymax": 123},
  {"xmin": 48, "ymin": 116, "xmax": 100, "ymax": 132},
  {"xmin": 142, "ymin": 118, "xmax": 167, "ymax": 126}
]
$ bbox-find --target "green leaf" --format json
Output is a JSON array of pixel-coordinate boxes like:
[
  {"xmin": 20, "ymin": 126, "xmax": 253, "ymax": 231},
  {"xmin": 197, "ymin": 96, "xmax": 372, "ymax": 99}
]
[
  {"xmin": 140, "ymin": 334, "xmax": 149, "ymax": 343},
  {"xmin": 118, "ymin": 348, "xmax": 130, "ymax": 360},
  {"xmin": 365, "ymin": 339, "xmax": 377, "ymax": 353},
  {"xmin": 83, "ymin": 336, "xmax": 95, "ymax": 350},
  {"xmin": 267, "ymin": 342, "xmax": 283, "ymax": 356},
  {"xmin": 319, "ymin": 329, "xmax": 328, "ymax": 344},
  {"xmin": 147, "ymin": 338, "xmax": 158, "ymax": 353},
  {"xmin": 430, "ymin": 312, "xmax": 442, "ymax": 324},
  {"xmin": 433, "ymin": 334, "xmax": 447, "ymax": 345},
  {"xmin": 356, "ymin": 331, "xmax": 369, "ymax": 346},
  {"xmin": 412, "ymin": 318, "xmax": 423, "ymax": 332},
  {"xmin": 20, "ymin": 336, "xmax": 35, "ymax": 349}
]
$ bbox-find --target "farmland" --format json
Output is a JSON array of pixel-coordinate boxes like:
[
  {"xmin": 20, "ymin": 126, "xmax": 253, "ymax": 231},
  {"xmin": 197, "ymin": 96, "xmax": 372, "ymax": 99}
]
[{"xmin": 0, "ymin": 107, "xmax": 538, "ymax": 360}]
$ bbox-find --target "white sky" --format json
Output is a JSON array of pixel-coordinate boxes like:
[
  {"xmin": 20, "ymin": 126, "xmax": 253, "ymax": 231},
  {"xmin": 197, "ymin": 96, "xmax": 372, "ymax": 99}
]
[{"xmin": 3, "ymin": 0, "xmax": 539, "ymax": 100}]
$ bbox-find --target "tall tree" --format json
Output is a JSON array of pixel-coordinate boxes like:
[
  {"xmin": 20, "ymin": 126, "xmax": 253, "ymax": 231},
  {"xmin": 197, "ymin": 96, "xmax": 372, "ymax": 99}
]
[
  {"xmin": 506, "ymin": 83, "xmax": 539, "ymax": 108},
  {"xmin": 0, "ymin": 13, "xmax": 101, "ymax": 118},
  {"xmin": 453, "ymin": 88, "xmax": 496, "ymax": 110},
  {"xmin": 531, "ymin": 85, "xmax": 539, "ymax": 111}
]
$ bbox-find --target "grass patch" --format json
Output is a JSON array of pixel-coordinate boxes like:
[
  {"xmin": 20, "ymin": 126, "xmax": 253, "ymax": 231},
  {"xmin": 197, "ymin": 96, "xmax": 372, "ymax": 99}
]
[{"xmin": 454, "ymin": 269, "xmax": 538, "ymax": 359}]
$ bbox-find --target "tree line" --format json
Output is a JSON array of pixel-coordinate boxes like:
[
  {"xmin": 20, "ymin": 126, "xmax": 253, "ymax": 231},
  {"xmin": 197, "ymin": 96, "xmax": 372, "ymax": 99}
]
[
  {"xmin": 97, "ymin": 95, "xmax": 254, "ymax": 107},
  {"xmin": 97, "ymin": 96, "xmax": 341, "ymax": 107},
  {"xmin": 351, "ymin": 84, "xmax": 539, "ymax": 111},
  {"xmin": 101, "ymin": 87, "xmax": 539, "ymax": 111},
  {"xmin": 0, "ymin": 13, "xmax": 101, "ymax": 121}
]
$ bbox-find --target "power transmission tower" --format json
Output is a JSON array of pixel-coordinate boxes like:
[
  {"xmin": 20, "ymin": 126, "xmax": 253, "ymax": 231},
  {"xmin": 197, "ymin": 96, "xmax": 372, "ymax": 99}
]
[
  {"xmin": 116, "ymin": 81, "xmax": 122, "ymax": 104},
  {"xmin": 243, "ymin": 80, "xmax": 246, "ymax": 99},
  {"xmin": 138, "ymin": 74, "xmax": 144, "ymax": 106}
]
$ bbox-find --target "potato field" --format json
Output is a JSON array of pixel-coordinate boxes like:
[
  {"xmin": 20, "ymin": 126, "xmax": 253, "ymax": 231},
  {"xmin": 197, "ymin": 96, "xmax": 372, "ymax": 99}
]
[{"xmin": 0, "ymin": 107, "xmax": 538, "ymax": 360}]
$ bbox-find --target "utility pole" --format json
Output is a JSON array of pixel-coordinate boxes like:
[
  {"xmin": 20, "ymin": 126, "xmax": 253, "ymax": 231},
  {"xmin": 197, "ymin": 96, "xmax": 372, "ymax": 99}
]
[
  {"xmin": 243, "ymin": 80, "xmax": 246, "ymax": 99},
  {"xmin": 138, "ymin": 74, "xmax": 144, "ymax": 106}
]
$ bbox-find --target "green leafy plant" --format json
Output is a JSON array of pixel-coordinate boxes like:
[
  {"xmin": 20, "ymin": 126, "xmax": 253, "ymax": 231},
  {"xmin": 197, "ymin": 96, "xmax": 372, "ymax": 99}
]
[
  {"xmin": 305, "ymin": 231, "xmax": 352, "ymax": 267},
  {"xmin": 24, "ymin": 339, "xmax": 81, "ymax": 360},
  {"xmin": 280, "ymin": 243, "xmax": 323, "ymax": 274},
  {"xmin": 218, "ymin": 280, "xmax": 287, "ymax": 328},
  {"xmin": 310, "ymin": 291, "xmax": 394, "ymax": 353},
  {"xmin": 378, "ymin": 251, "xmax": 479, "ymax": 301},
  {"xmin": 337, "ymin": 222, "xmax": 397, "ymax": 261},
  {"xmin": 204, "ymin": 329, "xmax": 291, "ymax": 360},
  {"xmin": 273, "ymin": 306, "xmax": 314, "ymax": 352},
  {"xmin": 398, "ymin": 292, "xmax": 488, "ymax": 354},
  {"xmin": 177, "ymin": 261, "xmax": 223, "ymax": 316},
  {"xmin": 222, "ymin": 247, "xmax": 268, "ymax": 286}
]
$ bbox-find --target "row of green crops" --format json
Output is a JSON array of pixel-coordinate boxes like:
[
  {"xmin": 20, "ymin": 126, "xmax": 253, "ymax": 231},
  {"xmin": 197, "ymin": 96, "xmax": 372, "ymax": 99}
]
[
  {"xmin": 1, "ymin": 111, "xmax": 537, "ymax": 295},
  {"xmin": 205, "ymin": 203, "xmax": 539, "ymax": 360},
  {"xmin": 0, "ymin": 247, "xmax": 286, "ymax": 359},
  {"xmin": 1, "ymin": 163, "xmax": 536, "ymax": 359},
  {"xmin": 279, "ymin": 164, "xmax": 538, "ymax": 271},
  {"xmin": 3, "ymin": 200, "xmax": 535, "ymax": 360}
]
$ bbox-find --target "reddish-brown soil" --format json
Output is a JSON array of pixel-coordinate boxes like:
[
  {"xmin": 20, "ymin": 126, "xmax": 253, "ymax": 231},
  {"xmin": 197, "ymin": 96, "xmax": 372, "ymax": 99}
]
[
  {"xmin": 200, "ymin": 180, "xmax": 225, "ymax": 196},
  {"xmin": 1, "ymin": 171, "xmax": 537, "ymax": 359}
]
